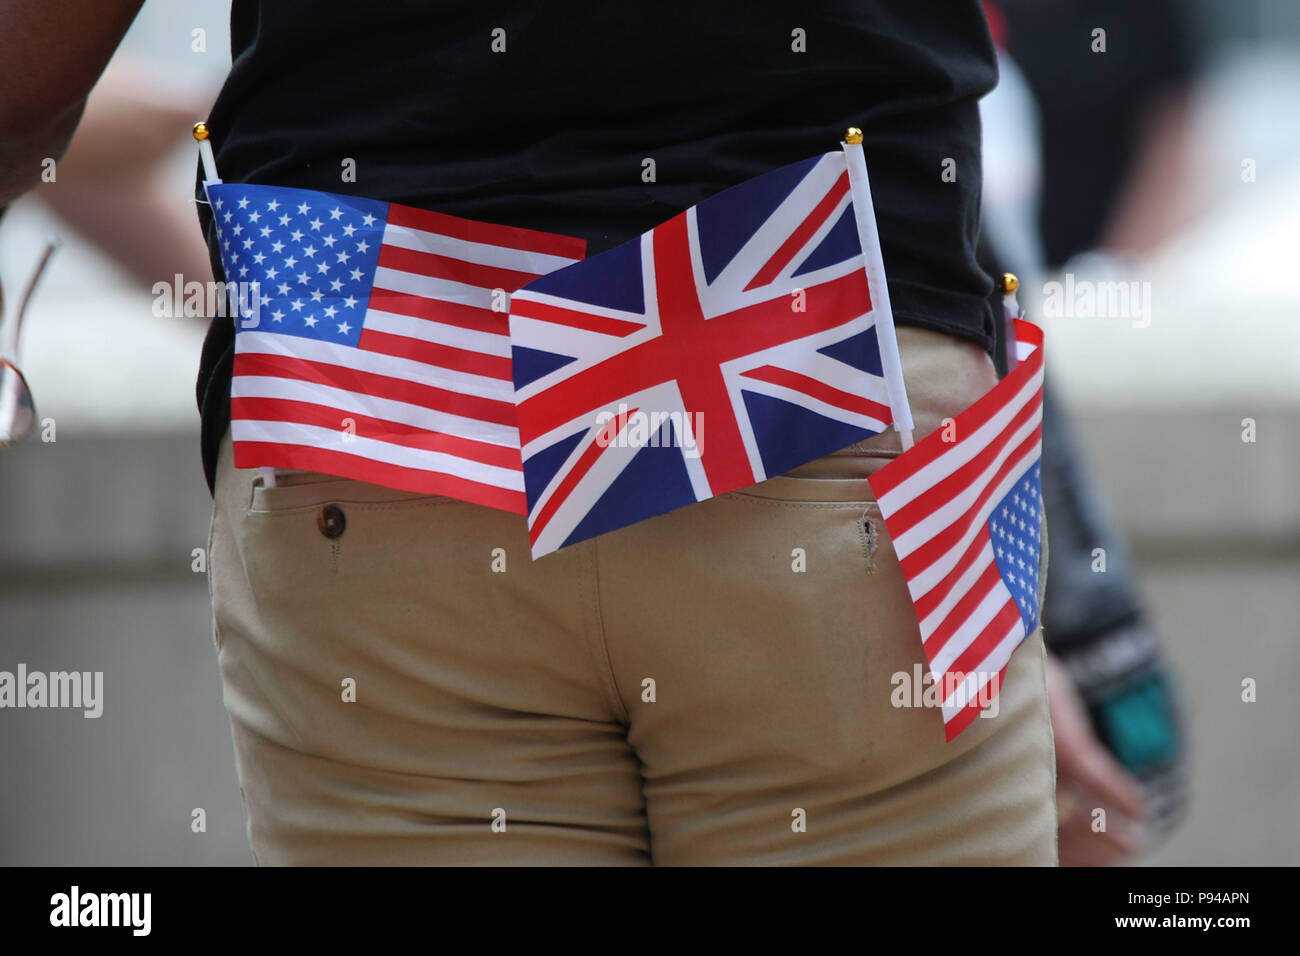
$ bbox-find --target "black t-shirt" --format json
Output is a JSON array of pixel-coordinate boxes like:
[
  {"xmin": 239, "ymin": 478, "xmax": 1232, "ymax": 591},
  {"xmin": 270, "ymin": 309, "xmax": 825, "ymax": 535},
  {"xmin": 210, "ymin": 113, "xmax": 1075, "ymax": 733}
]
[{"xmin": 196, "ymin": 0, "xmax": 999, "ymax": 493}]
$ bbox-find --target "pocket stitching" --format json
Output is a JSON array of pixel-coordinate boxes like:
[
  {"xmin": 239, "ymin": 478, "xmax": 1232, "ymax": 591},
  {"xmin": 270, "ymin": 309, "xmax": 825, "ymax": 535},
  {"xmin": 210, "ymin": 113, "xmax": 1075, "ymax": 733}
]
[
  {"xmin": 247, "ymin": 495, "xmax": 457, "ymax": 516},
  {"xmin": 721, "ymin": 491, "xmax": 882, "ymax": 512}
]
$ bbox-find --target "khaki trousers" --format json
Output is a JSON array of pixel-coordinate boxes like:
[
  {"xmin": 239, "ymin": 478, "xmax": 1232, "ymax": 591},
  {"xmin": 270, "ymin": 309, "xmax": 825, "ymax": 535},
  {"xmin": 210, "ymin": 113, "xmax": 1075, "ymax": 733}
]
[{"xmin": 208, "ymin": 327, "xmax": 1057, "ymax": 865}]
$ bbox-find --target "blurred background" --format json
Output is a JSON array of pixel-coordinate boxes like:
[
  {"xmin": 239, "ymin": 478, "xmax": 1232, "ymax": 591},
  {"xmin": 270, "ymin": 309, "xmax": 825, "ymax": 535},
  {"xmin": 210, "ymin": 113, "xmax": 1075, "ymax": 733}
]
[{"xmin": 1, "ymin": 0, "xmax": 1297, "ymax": 865}]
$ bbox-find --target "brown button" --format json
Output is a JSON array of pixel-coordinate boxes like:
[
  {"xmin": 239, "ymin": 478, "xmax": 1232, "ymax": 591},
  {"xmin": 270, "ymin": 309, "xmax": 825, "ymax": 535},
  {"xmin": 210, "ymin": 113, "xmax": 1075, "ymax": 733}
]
[{"xmin": 317, "ymin": 504, "xmax": 345, "ymax": 539}]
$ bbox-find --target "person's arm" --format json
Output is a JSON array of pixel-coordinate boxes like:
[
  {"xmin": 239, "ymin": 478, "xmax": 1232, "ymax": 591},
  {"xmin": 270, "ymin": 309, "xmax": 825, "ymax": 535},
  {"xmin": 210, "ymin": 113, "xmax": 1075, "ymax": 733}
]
[
  {"xmin": 1097, "ymin": 89, "xmax": 1197, "ymax": 258},
  {"xmin": 0, "ymin": 0, "xmax": 144, "ymax": 211},
  {"xmin": 36, "ymin": 59, "xmax": 219, "ymax": 286}
]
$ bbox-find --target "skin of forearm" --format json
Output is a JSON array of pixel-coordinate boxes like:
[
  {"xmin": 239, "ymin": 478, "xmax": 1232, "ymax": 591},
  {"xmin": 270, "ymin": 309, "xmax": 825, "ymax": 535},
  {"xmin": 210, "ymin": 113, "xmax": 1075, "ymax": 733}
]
[
  {"xmin": 1099, "ymin": 90, "xmax": 1195, "ymax": 257},
  {"xmin": 0, "ymin": 101, "xmax": 85, "ymax": 209},
  {"xmin": 0, "ymin": 0, "xmax": 144, "ymax": 208}
]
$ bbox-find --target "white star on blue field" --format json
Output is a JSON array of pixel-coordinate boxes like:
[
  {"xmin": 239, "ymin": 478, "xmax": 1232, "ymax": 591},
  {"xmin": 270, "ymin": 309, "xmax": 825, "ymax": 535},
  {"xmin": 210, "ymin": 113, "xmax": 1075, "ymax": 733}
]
[
  {"xmin": 208, "ymin": 183, "xmax": 389, "ymax": 347},
  {"xmin": 988, "ymin": 462, "xmax": 1043, "ymax": 633}
]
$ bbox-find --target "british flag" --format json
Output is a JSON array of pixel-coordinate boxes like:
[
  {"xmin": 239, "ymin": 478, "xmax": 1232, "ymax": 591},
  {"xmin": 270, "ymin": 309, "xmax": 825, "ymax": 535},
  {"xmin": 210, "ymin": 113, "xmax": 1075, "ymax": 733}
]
[
  {"xmin": 868, "ymin": 319, "xmax": 1046, "ymax": 740},
  {"xmin": 509, "ymin": 152, "xmax": 896, "ymax": 557}
]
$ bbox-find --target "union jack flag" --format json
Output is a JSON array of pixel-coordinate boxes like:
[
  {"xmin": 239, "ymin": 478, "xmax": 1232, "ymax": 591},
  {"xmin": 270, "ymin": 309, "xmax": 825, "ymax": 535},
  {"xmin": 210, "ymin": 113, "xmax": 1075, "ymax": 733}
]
[
  {"xmin": 204, "ymin": 182, "xmax": 585, "ymax": 513},
  {"xmin": 508, "ymin": 152, "xmax": 897, "ymax": 557},
  {"xmin": 868, "ymin": 319, "xmax": 1046, "ymax": 740}
]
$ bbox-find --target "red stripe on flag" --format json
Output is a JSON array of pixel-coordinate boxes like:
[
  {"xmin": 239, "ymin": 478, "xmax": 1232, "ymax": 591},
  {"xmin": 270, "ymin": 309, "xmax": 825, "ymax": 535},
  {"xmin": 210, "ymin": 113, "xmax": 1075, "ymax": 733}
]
[
  {"xmin": 359, "ymin": 328, "xmax": 512, "ymax": 381},
  {"xmin": 898, "ymin": 422, "xmax": 1042, "ymax": 583},
  {"xmin": 921, "ymin": 556, "xmax": 1002, "ymax": 659},
  {"xmin": 943, "ymin": 664, "xmax": 1008, "ymax": 741},
  {"xmin": 367, "ymin": 288, "xmax": 509, "ymax": 336},
  {"xmin": 889, "ymin": 391, "xmax": 1042, "ymax": 540},
  {"xmin": 385, "ymin": 202, "xmax": 587, "ymax": 261},
  {"xmin": 231, "ymin": 440, "xmax": 526, "ymax": 514},
  {"xmin": 743, "ymin": 170, "xmax": 851, "ymax": 291},
  {"xmin": 377, "ymin": 243, "xmax": 542, "ymax": 292},
  {"xmin": 230, "ymin": 396, "xmax": 523, "ymax": 470},
  {"xmin": 234, "ymin": 351, "xmax": 518, "ymax": 426},
  {"xmin": 868, "ymin": 342, "xmax": 1043, "ymax": 500},
  {"xmin": 914, "ymin": 520, "xmax": 995, "ymax": 623},
  {"xmin": 740, "ymin": 364, "xmax": 892, "ymax": 423},
  {"xmin": 509, "ymin": 297, "xmax": 647, "ymax": 337},
  {"xmin": 946, "ymin": 602, "xmax": 1022, "ymax": 687}
]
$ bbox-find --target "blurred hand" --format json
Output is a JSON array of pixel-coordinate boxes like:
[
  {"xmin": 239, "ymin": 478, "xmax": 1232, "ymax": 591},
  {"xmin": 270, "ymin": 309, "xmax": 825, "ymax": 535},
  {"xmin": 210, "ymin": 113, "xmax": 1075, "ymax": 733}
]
[{"xmin": 1046, "ymin": 653, "xmax": 1147, "ymax": 866}]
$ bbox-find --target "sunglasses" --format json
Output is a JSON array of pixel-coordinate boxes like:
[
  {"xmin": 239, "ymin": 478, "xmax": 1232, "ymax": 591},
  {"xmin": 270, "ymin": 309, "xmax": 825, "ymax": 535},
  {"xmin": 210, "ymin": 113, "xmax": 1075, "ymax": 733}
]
[{"xmin": 0, "ymin": 238, "xmax": 60, "ymax": 447}]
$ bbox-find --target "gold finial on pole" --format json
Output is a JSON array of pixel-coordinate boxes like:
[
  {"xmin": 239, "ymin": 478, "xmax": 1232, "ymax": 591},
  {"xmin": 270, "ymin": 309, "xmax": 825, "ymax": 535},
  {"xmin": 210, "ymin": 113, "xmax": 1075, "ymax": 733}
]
[
  {"xmin": 999, "ymin": 273, "xmax": 1022, "ymax": 370},
  {"xmin": 192, "ymin": 121, "xmax": 220, "ymax": 182},
  {"xmin": 844, "ymin": 127, "xmax": 864, "ymax": 145}
]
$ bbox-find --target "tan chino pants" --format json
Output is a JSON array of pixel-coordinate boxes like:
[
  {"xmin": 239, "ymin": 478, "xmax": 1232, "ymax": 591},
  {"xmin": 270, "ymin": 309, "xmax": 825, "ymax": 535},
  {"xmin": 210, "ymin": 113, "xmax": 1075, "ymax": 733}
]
[{"xmin": 207, "ymin": 327, "xmax": 1058, "ymax": 864}]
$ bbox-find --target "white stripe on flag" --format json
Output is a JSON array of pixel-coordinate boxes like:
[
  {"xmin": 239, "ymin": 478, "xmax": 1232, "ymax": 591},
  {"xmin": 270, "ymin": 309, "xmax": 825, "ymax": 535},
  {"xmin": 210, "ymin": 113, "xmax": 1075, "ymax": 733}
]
[
  {"xmin": 372, "ymin": 266, "xmax": 499, "ymax": 310},
  {"xmin": 941, "ymin": 616, "xmax": 1025, "ymax": 718},
  {"xmin": 231, "ymin": 375, "xmax": 519, "ymax": 448},
  {"xmin": 381, "ymin": 223, "xmax": 580, "ymax": 275},
  {"xmin": 877, "ymin": 365, "xmax": 1043, "ymax": 516},
  {"xmin": 894, "ymin": 406, "xmax": 1041, "ymax": 558},
  {"xmin": 236, "ymin": 330, "xmax": 510, "ymax": 401},
  {"xmin": 929, "ymin": 576, "xmax": 1012, "ymax": 676},
  {"xmin": 364, "ymin": 308, "xmax": 511, "ymax": 359},
  {"xmin": 903, "ymin": 440, "xmax": 1042, "ymax": 601},
  {"xmin": 231, "ymin": 419, "xmax": 525, "ymax": 491},
  {"xmin": 917, "ymin": 541, "xmax": 997, "ymax": 640}
]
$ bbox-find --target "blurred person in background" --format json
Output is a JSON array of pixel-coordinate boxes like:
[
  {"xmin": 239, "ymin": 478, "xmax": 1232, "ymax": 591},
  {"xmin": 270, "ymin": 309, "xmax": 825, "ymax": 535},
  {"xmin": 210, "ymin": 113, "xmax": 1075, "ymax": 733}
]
[
  {"xmin": 1002, "ymin": 0, "xmax": 1201, "ymax": 270},
  {"xmin": 983, "ymin": 0, "xmax": 1199, "ymax": 865}
]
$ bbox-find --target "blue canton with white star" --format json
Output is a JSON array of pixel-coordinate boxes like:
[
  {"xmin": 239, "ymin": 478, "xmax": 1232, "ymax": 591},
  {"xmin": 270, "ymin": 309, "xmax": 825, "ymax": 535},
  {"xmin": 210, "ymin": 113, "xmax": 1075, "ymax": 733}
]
[
  {"xmin": 988, "ymin": 462, "xmax": 1043, "ymax": 634},
  {"xmin": 206, "ymin": 183, "xmax": 389, "ymax": 348}
]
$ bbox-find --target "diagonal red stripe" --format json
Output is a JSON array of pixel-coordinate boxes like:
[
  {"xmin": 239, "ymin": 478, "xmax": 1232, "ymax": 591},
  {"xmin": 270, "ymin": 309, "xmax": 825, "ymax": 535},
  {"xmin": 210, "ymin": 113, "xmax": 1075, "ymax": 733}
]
[
  {"xmin": 740, "ymin": 363, "xmax": 891, "ymax": 423},
  {"xmin": 868, "ymin": 335, "xmax": 1043, "ymax": 500},
  {"xmin": 898, "ymin": 421, "xmax": 1042, "ymax": 583},
  {"xmin": 890, "ymin": 392, "xmax": 1042, "ymax": 542},
  {"xmin": 943, "ymin": 663, "xmax": 1010, "ymax": 741},
  {"xmin": 914, "ymin": 517, "xmax": 996, "ymax": 623},
  {"xmin": 944, "ymin": 601, "xmax": 1022, "ymax": 686},
  {"xmin": 743, "ymin": 170, "xmax": 851, "ymax": 291},
  {"xmin": 922, "ymin": 555, "xmax": 1002, "ymax": 659},
  {"xmin": 509, "ymin": 297, "xmax": 647, "ymax": 337},
  {"xmin": 529, "ymin": 407, "xmax": 637, "ymax": 543}
]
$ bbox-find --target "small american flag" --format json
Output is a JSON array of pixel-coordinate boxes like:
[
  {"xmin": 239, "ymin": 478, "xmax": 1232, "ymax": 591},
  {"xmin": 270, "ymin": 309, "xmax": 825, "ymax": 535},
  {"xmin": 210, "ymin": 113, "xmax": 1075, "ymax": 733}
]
[
  {"xmin": 204, "ymin": 182, "xmax": 585, "ymax": 513},
  {"xmin": 868, "ymin": 319, "xmax": 1046, "ymax": 740}
]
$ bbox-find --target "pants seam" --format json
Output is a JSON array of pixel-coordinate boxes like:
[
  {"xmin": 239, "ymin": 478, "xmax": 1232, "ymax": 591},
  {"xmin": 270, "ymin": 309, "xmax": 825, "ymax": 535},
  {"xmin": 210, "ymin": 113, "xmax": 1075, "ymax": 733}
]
[{"xmin": 585, "ymin": 537, "xmax": 630, "ymax": 725}]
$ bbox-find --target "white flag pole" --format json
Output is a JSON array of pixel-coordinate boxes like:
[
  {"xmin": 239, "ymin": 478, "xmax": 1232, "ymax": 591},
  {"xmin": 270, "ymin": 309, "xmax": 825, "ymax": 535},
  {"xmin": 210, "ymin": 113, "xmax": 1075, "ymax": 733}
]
[
  {"xmin": 841, "ymin": 128, "xmax": 914, "ymax": 451},
  {"xmin": 1000, "ymin": 272, "xmax": 1021, "ymax": 371}
]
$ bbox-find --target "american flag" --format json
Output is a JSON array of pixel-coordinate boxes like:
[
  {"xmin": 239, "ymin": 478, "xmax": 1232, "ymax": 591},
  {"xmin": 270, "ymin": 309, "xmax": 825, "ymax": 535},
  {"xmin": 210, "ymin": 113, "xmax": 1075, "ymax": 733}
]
[
  {"xmin": 868, "ymin": 319, "xmax": 1046, "ymax": 739},
  {"xmin": 204, "ymin": 182, "xmax": 586, "ymax": 513},
  {"xmin": 509, "ymin": 152, "xmax": 896, "ymax": 557}
]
